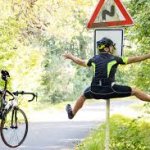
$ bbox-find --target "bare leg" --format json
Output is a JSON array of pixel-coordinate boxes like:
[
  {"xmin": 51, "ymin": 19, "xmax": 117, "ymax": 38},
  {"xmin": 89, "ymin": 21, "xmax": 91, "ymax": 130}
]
[
  {"xmin": 72, "ymin": 95, "xmax": 86, "ymax": 116},
  {"xmin": 132, "ymin": 87, "xmax": 150, "ymax": 102}
]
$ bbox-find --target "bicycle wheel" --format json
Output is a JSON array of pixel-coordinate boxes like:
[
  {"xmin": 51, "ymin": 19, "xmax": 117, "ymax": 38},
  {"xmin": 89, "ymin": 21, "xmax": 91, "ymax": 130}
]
[{"xmin": 1, "ymin": 107, "xmax": 28, "ymax": 148}]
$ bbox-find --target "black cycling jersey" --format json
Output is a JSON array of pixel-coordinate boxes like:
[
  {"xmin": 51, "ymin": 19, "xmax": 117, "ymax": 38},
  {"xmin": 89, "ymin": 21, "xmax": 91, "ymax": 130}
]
[{"xmin": 86, "ymin": 53, "xmax": 128, "ymax": 86}]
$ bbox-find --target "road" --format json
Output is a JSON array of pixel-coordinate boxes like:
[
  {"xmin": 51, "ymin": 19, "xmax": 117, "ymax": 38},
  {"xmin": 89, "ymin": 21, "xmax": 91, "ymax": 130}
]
[{"xmin": 0, "ymin": 98, "xmax": 143, "ymax": 150}]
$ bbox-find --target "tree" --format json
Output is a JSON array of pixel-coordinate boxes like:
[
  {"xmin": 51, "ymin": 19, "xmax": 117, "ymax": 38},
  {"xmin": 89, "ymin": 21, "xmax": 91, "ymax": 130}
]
[{"xmin": 125, "ymin": 0, "xmax": 150, "ymax": 91}]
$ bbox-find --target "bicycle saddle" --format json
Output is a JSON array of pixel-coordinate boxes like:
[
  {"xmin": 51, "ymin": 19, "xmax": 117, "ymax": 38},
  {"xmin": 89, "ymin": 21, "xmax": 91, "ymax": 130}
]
[{"xmin": 1, "ymin": 70, "xmax": 10, "ymax": 81}]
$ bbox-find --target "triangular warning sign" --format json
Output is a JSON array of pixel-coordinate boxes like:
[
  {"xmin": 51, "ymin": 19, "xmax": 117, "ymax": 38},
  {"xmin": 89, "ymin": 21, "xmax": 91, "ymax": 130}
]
[{"xmin": 87, "ymin": 0, "xmax": 134, "ymax": 28}]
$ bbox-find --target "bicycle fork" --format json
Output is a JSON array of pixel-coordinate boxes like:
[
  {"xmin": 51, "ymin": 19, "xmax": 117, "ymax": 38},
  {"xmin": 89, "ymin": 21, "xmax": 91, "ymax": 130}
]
[
  {"xmin": 10, "ymin": 107, "xmax": 18, "ymax": 129},
  {"xmin": 2, "ymin": 107, "xmax": 18, "ymax": 130}
]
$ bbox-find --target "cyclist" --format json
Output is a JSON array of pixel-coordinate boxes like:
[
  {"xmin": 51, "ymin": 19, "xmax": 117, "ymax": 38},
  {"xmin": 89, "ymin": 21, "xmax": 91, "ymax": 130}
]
[{"xmin": 63, "ymin": 37, "xmax": 150, "ymax": 119}]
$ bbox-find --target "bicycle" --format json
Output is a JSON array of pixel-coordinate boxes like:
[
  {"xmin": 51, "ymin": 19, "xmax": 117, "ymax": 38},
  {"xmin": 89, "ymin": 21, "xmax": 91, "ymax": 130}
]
[{"xmin": 0, "ymin": 70, "xmax": 37, "ymax": 148}]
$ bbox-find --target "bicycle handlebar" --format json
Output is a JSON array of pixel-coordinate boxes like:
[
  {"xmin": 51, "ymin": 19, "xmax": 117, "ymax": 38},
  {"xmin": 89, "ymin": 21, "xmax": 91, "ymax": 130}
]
[{"xmin": 13, "ymin": 91, "xmax": 38, "ymax": 102}]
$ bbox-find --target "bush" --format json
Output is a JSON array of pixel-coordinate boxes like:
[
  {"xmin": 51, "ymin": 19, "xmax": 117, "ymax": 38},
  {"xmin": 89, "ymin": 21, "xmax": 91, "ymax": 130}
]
[{"xmin": 76, "ymin": 115, "xmax": 150, "ymax": 150}]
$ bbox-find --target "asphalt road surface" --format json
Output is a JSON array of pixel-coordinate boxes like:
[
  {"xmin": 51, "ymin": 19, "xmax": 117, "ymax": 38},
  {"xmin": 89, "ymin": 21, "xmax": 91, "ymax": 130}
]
[{"xmin": 0, "ymin": 98, "xmax": 143, "ymax": 150}]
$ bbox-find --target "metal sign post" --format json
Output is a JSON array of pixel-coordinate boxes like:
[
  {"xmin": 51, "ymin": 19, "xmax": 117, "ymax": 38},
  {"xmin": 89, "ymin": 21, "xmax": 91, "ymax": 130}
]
[{"xmin": 105, "ymin": 99, "xmax": 110, "ymax": 150}]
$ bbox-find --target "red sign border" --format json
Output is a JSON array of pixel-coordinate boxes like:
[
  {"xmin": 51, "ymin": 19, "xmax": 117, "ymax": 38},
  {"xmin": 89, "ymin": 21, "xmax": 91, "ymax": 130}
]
[{"xmin": 87, "ymin": 0, "xmax": 134, "ymax": 28}]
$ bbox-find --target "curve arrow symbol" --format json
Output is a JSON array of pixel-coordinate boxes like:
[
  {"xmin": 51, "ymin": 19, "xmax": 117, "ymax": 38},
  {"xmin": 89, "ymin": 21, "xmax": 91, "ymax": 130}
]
[{"xmin": 102, "ymin": 5, "xmax": 115, "ymax": 20}]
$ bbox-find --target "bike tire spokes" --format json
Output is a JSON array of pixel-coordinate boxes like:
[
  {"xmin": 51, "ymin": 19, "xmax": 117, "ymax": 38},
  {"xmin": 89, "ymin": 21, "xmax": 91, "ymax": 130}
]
[{"xmin": 1, "ymin": 107, "xmax": 28, "ymax": 148}]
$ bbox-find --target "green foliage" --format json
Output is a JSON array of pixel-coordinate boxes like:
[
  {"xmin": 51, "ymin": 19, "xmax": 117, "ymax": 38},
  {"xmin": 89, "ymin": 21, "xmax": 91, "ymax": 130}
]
[
  {"xmin": 0, "ymin": 0, "xmax": 44, "ymax": 106},
  {"xmin": 125, "ymin": 0, "xmax": 150, "ymax": 92},
  {"xmin": 110, "ymin": 115, "xmax": 150, "ymax": 150},
  {"xmin": 77, "ymin": 115, "xmax": 150, "ymax": 150},
  {"xmin": 37, "ymin": 0, "xmax": 93, "ymax": 103}
]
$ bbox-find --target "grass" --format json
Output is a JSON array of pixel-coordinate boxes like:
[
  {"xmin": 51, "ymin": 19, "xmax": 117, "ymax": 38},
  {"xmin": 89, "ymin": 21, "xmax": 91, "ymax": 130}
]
[{"xmin": 76, "ymin": 114, "xmax": 150, "ymax": 150}]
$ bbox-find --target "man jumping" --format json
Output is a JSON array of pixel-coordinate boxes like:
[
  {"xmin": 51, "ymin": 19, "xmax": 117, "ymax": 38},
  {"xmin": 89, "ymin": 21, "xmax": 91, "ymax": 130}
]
[{"xmin": 63, "ymin": 37, "xmax": 150, "ymax": 119}]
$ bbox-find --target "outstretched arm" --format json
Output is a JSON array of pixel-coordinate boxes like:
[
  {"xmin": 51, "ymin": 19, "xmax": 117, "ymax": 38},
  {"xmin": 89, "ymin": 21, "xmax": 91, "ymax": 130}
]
[
  {"xmin": 127, "ymin": 53, "xmax": 150, "ymax": 64},
  {"xmin": 63, "ymin": 53, "xmax": 87, "ymax": 67}
]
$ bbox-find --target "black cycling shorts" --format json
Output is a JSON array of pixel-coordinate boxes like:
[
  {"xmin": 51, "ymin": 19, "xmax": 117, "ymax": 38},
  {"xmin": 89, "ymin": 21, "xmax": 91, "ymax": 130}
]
[{"xmin": 83, "ymin": 84, "xmax": 132, "ymax": 99}]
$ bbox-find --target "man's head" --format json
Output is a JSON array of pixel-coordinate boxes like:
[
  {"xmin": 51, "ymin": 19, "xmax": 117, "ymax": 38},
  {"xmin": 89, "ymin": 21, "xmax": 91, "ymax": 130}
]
[{"xmin": 97, "ymin": 37, "xmax": 116, "ymax": 54}]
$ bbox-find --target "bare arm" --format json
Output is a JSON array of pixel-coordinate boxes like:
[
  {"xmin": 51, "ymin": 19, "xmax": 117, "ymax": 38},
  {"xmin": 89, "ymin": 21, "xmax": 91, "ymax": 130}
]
[
  {"xmin": 127, "ymin": 53, "xmax": 150, "ymax": 64},
  {"xmin": 63, "ymin": 53, "xmax": 87, "ymax": 67}
]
